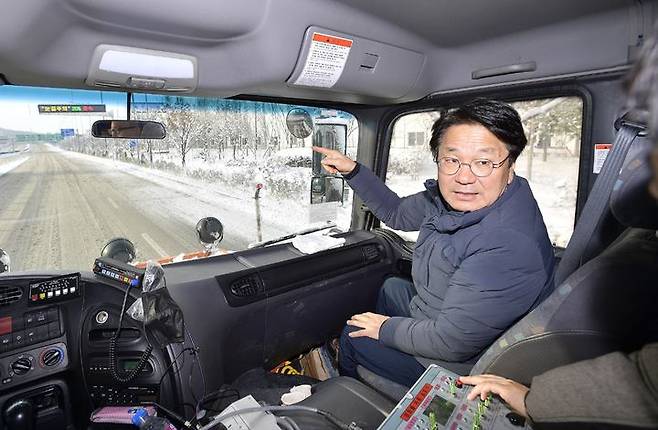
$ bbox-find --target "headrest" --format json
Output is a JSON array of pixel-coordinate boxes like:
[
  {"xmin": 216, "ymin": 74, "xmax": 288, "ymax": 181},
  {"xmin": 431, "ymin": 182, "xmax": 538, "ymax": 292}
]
[{"xmin": 610, "ymin": 140, "xmax": 658, "ymax": 230}]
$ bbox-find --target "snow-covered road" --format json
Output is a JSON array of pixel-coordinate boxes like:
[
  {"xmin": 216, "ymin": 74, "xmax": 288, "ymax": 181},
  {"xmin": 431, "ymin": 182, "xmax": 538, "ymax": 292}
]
[{"xmin": 0, "ymin": 144, "xmax": 302, "ymax": 272}]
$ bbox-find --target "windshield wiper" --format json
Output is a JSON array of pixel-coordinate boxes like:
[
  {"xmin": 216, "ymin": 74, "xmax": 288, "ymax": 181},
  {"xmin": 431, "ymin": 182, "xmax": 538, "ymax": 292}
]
[{"xmin": 248, "ymin": 222, "xmax": 337, "ymax": 249}]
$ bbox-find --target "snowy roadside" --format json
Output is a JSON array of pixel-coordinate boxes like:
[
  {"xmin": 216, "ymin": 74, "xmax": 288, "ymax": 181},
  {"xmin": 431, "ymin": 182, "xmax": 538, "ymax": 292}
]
[{"xmin": 0, "ymin": 154, "xmax": 29, "ymax": 177}]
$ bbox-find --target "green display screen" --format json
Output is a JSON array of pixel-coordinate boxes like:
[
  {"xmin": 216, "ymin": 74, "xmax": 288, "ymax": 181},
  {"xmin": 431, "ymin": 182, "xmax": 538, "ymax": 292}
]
[
  {"xmin": 423, "ymin": 396, "xmax": 456, "ymax": 426},
  {"xmin": 121, "ymin": 359, "xmax": 140, "ymax": 371}
]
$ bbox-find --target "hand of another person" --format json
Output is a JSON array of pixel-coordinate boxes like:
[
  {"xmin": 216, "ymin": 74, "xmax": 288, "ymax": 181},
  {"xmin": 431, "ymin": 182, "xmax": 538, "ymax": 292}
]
[
  {"xmin": 347, "ymin": 312, "xmax": 390, "ymax": 340},
  {"xmin": 459, "ymin": 375, "xmax": 530, "ymax": 418},
  {"xmin": 312, "ymin": 146, "xmax": 357, "ymax": 175}
]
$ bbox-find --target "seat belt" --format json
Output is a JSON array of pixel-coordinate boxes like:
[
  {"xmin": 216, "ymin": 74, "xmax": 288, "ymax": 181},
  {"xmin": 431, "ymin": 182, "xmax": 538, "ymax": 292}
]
[{"xmin": 554, "ymin": 113, "xmax": 646, "ymax": 285}]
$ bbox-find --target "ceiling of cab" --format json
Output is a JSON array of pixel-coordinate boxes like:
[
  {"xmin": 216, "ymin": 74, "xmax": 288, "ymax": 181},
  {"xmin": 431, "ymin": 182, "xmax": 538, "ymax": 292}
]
[
  {"xmin": 332, "ymin": 0, "xmax": 634, "ymax": 47},
  {"xmin": 0, "ymin": 0, "xmax": 652, "ymax": 105}
]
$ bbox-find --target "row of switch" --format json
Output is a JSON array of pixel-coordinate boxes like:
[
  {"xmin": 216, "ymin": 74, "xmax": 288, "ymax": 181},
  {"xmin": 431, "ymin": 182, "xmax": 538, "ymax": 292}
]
[
  {"xmin": 0, "ymin": 322, "xmax": 60, "ymax": 353},
  {"xmin": 89, "ymin": 385, "xmax": 157, "ymax": 406},
  {"xmin": 400, "ymin": 383, "xmax": 433, "ymax": 421},
  {"xmin": 30, "ymin": 285, "xmax": 76, "ymax": 302},
  {"xmin": 450, "ymin": 395, "xmax": 493, "ymax": 430},
  {"xmin": 7, "ymin": 308, "xmax": 59, "ymax": 332}
]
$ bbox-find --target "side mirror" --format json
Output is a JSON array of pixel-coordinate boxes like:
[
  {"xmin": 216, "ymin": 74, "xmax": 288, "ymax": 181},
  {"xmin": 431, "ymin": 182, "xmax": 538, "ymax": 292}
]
[
  {"xmin": 196, "ymin": 217, "xmax": 224, "ymax": 251},
  {"xmin": 0, "ymin": 248, "xmax": 10, "ymax": 274},
  {"xmin": 312, "ymin": 123, "xmax": 348, "ymax": 176},
  {"xmin": 286, "ymin": 108, "xmax": 314, "ymax": 139},
  {"xmin": 310, "ymin": 176, "xmax": 345, "ymax": 204},
  {"xmin": 92, "ymin": 120, "xmax": 166, "ymax": 139},
  {"xmin": 100, "ymin": 238, "xmax": 136, "ymax": 264}
]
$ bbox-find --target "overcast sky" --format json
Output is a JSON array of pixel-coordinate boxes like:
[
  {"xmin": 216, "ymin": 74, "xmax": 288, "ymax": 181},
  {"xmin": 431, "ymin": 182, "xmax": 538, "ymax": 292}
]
[{"xmin": 0, "ymin": 86, "xmax": 126, "ymax": 134}]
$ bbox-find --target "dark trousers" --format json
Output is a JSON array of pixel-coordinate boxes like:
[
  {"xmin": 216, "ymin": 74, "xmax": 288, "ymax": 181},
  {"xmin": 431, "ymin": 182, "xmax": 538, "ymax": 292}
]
[{"xmin": 339, "ymin": 277, "xmax": 426, "ymax": 387}]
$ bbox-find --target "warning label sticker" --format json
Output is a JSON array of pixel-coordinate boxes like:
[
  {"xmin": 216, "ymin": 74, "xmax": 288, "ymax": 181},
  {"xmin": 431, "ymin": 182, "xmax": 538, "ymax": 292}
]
[
  {"xmin": 293, "ymin": 33, "xmax": 353, "ymax": 88},
  {"xmin": 593, "ymin": 143, "xmax": 612, "ymax": 174}
]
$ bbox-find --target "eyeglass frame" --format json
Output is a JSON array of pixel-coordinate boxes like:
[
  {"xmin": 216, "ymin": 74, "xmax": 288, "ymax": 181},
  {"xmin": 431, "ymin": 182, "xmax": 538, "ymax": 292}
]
[{"xmin": 435, "ymin": 153, "xmax": 512, "ymax": 177}]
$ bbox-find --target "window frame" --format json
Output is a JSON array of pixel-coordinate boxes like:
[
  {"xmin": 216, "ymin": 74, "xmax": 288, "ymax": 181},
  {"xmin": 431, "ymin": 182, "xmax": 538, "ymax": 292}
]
[{"xmin": 374, "ymin": 84, "xmax": 593, "ymax": 239}]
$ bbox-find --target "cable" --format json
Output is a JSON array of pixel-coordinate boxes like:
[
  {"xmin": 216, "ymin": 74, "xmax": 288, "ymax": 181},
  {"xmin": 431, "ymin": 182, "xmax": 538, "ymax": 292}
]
[
  {"xmin": 198, "ymin": 405, "xmax": 363, "ymax": 430},
  {"xmin": 109, "ymin": 285, "xmax": 153, "ymax": 383},
  {"xmin": 139, "ymin": 401, "xmax": 195, "ymax": 429},
  {"xmin": 198, "ymin": 387, "xmax": 240, "ymax": 413},
  {"xmin": 276, "ymin": 417, "xmax": 293, "ymax": 430},
  {"xmin": 185, "ymin": 328, "xmax": 207, "ymax": 416},
  {"xmin": 279, "ymin": 416, "xmax": 301, "ymax": 430},
  {"xmin": 158, "ymin": 347, "xmax": 193, "ymax": 387}
]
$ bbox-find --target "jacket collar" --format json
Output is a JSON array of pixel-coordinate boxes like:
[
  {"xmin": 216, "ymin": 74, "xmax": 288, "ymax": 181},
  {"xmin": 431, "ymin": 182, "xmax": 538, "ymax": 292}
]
[{"xmin": 423, "ymin": 175, "xmax": 521, "ymax": 232}]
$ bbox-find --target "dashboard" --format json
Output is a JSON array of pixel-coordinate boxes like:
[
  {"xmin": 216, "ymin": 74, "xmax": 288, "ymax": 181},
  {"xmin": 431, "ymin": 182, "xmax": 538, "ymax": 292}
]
[
  {"xmin": 0, "ymin": 231, "xmax": 393, "ymax": 430},
  {"xmin": 0, "ymin": 271, "xmax": 170, "ymax": 429}
]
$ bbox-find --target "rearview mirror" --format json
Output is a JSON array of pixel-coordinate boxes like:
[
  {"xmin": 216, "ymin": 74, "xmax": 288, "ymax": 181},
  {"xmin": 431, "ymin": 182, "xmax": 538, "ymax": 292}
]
[
  {"xmin": 0, "ymin": 248, "xmax": 10, "ymax": 274},
  {"xmin": 92, "ymin": 120, "xmax": 166, "ymax": 139}
]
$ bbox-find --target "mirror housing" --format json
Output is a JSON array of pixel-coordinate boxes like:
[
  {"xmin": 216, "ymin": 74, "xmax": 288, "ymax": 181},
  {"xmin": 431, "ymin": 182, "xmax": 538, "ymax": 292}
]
[
  {"xmin": 100, "ymin": 238, "xmax": 136, "ymax": 264},
  {"xmin": 286, "ymin": 108, "xmax": 314, "ymax": 139},
  {"xmin": 196, "ymin": 217, "xmax": 224, "ymax": 251},
  {"xmin": 0, "ymin": 248, "xmax": 10, "ymax": 274},
  {"xmin": 92, "ymin": 120, "xmax": 166, "ymax": 139}
]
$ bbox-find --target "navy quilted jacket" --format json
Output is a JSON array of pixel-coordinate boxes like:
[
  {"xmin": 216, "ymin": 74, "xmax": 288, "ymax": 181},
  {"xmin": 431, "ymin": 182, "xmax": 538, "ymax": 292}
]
[{"xmin": 345, "ymin": 164, "xmax": 555, "ymax": 362}]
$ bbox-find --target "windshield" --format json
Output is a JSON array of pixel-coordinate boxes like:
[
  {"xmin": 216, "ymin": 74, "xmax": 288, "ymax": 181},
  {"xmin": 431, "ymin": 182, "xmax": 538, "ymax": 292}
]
[{"xmin": 0, "ymin": 86, "xmax": 358, "ymax": 272}]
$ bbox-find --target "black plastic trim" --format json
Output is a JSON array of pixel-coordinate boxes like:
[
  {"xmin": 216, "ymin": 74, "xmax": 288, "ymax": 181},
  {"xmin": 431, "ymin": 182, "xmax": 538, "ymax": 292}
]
[{"xmin": 216, "ymin": 241, "xmax": 384, "ymax": 307}]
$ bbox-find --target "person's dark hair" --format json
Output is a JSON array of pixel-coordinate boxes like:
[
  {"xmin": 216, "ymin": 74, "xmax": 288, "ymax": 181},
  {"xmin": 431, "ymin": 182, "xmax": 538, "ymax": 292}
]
[{"xmin": 429, "ymin": 98, "xmax": 527, "ymax": 163}]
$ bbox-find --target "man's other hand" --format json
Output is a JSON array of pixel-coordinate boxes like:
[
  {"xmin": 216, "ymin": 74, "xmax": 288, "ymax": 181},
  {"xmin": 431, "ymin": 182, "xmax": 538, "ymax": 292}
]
[
  {"xmin": 312, "ymin": 146, "xmax": 357, "ymax": 175},
  {"xmin": 347, "ymin": 312, "xmax": 390, "ymax": 340}
]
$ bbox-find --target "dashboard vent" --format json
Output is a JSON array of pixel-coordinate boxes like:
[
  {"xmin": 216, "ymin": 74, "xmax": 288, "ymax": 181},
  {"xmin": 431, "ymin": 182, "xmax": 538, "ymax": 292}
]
[
  {"xmin": 362, "ymin": 244, "xmax": 381, "ymax": 262},
  {"xmin": 230, "ymin": 275, "xmax": 262, "ymax": 297},
  {"xmin": 0, "ymin": 286, "xmax": 23, "ymax": 306}
]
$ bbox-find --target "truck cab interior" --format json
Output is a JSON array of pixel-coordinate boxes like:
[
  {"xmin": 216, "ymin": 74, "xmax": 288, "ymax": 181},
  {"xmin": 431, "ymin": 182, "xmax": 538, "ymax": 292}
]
[{"xmin": 0, "ymin": 1, "xmax": 656, "ymax": 429}]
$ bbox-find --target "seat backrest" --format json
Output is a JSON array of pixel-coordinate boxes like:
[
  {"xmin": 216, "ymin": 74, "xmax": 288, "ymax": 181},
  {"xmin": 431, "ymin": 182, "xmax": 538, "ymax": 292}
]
[{"xmin": 470, "ymin": 146, "xmax": 658, "ymax": 385}]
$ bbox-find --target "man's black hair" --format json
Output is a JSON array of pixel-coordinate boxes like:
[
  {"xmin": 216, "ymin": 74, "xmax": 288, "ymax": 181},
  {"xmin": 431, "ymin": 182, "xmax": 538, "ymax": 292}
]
[{"xmin": 429, "ymin": 98, "xmax": 527, "ymax": 163}]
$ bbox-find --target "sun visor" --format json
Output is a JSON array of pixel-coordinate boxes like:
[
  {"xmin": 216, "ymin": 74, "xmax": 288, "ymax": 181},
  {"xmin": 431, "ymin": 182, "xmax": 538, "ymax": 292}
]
[
  {"xmin": 85, "ymin": 45, "xmax": 198, "ymax": 93},
  {"xmin": 287, "ymin": 26, "xmax": 425, "ymax": 100},
  {"xmin": 65, "ymin": 0, "xmax": 267, "ymax": 41}
]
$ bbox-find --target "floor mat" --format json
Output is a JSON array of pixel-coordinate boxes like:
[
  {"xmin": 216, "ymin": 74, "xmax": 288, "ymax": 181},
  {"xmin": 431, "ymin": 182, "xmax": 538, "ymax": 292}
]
[{"xmin": 209, "ymin": 368, "xmax": 319, "ymax": 412}]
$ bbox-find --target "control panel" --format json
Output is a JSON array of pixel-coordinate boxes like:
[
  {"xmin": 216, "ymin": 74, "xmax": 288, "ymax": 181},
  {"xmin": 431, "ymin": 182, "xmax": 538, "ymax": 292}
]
[
  {"xmin": 88, "ymin": 384, "xmax": 158, "ymax": 406},
  {"xmin": 93, "ymin": 257, "xmax": 143, "ymax": 288},
  {"xmin": 0, "ymin": 342, "xmax": 68, "ymax": 388},
  {"xmin": 0, "ymin": 307, "xmax": 62, "ymax": 354},
  {"xmin": 28, "ymin": 274, "xmax": 80, "ymax": 305},
  {"xmin": 378, "ymin": 365, "xmax": 530, "ymax": 430}
]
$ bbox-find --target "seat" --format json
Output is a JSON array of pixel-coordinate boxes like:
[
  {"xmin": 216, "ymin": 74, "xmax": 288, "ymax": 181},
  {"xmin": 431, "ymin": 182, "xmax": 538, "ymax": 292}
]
[
  {"xmin": 357, "ymin": 144, "xmax": 658, "ymax": 399},
  {"xmin": 470, "ymin": 144, "xmax": 658, "ymax": 385}
]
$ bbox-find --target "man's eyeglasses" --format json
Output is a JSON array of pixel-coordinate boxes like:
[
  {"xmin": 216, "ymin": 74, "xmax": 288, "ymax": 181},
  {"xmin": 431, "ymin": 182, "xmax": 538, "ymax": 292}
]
[{"xmin": 436, "ymin": 154, "xmax": 510, "ymax": 177}]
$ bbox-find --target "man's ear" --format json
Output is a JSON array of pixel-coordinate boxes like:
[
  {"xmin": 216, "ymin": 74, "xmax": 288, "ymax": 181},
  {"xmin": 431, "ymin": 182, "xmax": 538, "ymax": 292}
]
[{"xmin": 507, "ymin": 162, "xmax": 515, "ymax": 184}]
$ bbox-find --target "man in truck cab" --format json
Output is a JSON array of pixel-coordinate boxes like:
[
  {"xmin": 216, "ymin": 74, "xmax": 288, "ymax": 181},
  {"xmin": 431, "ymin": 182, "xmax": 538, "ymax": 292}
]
[{"xmin": 314, "ymin": 99, "xmax": 555, "ymax": 386}]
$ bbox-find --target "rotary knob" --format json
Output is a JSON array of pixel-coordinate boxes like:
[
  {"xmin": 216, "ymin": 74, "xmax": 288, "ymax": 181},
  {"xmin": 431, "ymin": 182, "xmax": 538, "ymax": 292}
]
[
  {"xmin": 11, "ymin": 357, "xmax": 32, "ymax": 375},
  {"xmin": 41, "ymin": 348, "xmax": 63, "ymax": 367}
]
